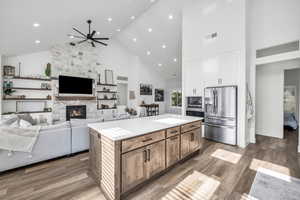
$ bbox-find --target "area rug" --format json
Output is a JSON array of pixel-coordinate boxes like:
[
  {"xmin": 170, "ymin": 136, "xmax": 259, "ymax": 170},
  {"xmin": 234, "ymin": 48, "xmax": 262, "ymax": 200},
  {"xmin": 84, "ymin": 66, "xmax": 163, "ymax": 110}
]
[{"xmin": 249, "ymin": 168, "xmax": 300, "ymax": 200}]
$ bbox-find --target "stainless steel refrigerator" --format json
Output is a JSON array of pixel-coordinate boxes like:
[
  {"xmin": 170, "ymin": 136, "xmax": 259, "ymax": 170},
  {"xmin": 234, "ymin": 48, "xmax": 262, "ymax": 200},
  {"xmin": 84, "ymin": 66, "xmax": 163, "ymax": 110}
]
[{"xmin": 204, "ymin": 86, "xmax": 237, "ymax": 145}]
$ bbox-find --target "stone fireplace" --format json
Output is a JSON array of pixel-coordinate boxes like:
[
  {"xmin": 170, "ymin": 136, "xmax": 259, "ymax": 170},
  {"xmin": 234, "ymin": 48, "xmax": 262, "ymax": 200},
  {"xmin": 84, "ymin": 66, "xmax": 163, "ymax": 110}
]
[{"xmin": 66, "ymin": 105, "xmax": 87, "ymax": 121}]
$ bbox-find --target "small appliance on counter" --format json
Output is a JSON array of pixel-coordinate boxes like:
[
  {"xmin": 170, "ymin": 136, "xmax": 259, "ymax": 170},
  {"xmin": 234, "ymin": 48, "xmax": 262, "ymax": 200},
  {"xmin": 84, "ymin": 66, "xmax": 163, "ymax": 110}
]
[
  {"xmin": 186, "ymin": 96, "xmax": 205, "ymax": 118},
  {"xmin": 204, "ymin": 86, "xmax": 237, "ymax": 145}
]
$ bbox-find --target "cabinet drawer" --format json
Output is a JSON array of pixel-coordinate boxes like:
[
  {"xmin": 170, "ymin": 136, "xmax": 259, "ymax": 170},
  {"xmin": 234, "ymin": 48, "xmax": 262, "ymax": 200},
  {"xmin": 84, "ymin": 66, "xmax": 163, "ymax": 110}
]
[
  {"xmin": 181, "ymin": 121, "xmax": 201, "ymax": 133},
  {"xmin": 166, "ymin": 126, "xmax": 180, "ymax": 138},
  {"xmin": 122, "ymin": 130, "xmax": 165, "ymax": 153}
]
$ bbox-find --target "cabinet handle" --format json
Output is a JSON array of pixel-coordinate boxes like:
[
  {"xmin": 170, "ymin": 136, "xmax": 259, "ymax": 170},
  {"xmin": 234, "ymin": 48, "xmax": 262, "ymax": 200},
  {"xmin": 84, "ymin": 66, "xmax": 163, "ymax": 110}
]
[
  {"xmin": 144, "ymin": 150, "xmax": 147, "ymax": 163},
  {"xmin": 191, "ymin": 133, "xmax": 194, "ymax": 141},
  {"xmin": 170, "ymin": 130, "xmax": 178, "ymax": 134},
  {"xmin": 147, "ymin": 149, "xmax": 151, "ymax": 161},
  {"xmin": 142, "ymin": 138, "xmax": 153, "ymax": 143}
]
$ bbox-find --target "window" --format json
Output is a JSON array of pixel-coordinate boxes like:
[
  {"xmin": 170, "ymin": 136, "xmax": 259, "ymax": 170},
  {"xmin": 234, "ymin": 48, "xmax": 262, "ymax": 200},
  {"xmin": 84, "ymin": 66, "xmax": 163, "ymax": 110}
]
[{"xmin": 171, "ymin": 90, "xmax": 182, "ymax": 107}]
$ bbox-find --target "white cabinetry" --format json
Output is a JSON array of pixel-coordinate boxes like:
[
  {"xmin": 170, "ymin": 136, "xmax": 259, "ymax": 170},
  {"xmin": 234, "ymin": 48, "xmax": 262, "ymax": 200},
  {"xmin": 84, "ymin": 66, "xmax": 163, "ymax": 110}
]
[
  {"xmin": 184, "ymin": 52, "xmax": 239, "ymax": 98},
  {"xmin": 184, "ymin": 59, "xmax": 204, "ymax": 97}
]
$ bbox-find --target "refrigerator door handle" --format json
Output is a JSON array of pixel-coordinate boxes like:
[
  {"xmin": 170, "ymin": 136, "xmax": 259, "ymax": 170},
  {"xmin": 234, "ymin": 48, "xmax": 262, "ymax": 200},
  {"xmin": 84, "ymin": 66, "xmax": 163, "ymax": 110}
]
[
  {"xmin": 205, "ymin": 123, "xmax": 235, "ymax": 129},
  {"xmin": 213, "ymin": 89, "xmax": 216, "ymax": 114}
]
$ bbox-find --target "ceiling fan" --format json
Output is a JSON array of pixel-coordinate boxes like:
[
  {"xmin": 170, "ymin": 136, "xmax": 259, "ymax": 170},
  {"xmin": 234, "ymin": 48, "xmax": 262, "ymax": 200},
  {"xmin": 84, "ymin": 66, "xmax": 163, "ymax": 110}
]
[{"xmin": 69, "ymin": 20, "xmax": 109, "ymax": 47}]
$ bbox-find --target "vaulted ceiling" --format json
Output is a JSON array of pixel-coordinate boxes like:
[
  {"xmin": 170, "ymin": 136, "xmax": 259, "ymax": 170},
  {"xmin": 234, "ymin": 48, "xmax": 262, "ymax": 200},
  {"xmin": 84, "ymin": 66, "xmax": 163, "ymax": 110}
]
[{"xmin": 0, "ymin": 0, "xmax": 183, "ymax": 79}]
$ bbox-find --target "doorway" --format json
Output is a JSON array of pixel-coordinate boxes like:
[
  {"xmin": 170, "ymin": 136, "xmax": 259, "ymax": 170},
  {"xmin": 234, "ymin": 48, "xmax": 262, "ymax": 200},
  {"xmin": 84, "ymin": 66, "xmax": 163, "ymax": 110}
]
[{"xmin": 284, "ymin": 69, "xmax": 300, "ymax": 140}]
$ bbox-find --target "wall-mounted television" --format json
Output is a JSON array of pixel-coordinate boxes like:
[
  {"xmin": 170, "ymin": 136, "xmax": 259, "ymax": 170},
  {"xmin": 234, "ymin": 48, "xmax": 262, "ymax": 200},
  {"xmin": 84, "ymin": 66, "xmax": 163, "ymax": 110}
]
[{"xmin": 59, "ymin": 75, "xmax": 93, "ymax": 95}]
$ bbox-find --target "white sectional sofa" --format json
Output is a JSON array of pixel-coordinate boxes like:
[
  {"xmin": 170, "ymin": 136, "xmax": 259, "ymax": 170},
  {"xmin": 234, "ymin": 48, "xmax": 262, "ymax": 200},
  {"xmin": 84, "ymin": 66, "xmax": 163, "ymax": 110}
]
[
  {"xmin": 0, "ymin": 122, "xmax": 72, "ymax": 172},
  {"xmin": 0, "ymin": 119, "xmax": 103, "ymax": 172}
]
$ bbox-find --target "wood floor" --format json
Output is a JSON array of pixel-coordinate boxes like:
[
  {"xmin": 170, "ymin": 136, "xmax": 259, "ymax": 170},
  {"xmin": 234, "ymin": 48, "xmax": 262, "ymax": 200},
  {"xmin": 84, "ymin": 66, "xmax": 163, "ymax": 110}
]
[{"xmin": 0, "ymin": 131, "xmax": 299, "ymax": 200}]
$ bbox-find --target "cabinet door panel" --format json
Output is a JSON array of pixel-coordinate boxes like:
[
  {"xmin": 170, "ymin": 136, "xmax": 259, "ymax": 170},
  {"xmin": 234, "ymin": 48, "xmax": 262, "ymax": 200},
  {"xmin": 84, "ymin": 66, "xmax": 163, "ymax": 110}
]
[
  {"xmin": 189, "ymin": 128, "xmax": 201, "ymax": 152},
  {"xmin": 181, "ymin": 131, "xmax": 191, "ymax": 159},
  {"xmin": 147, "ymin": 140, "xmax": 166, "ymax": 178},
  {"xmin": 166, "ymin": 136, "xmax": 180, "ymax": 167},
  {"xmin": 122, "ymin": 147, "xmax": 147, "ymax": 193}
]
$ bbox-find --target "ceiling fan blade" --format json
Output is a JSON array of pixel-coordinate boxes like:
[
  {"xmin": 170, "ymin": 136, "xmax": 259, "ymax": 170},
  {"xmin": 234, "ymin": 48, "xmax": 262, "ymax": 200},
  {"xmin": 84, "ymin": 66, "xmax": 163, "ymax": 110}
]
[
  {"xmin": 93, "ymin": 38, "xmax": 109, "ymax": 40},
  {"xmin": 90, "ymin": 30, "xmax": 96, "ymax": 38},
  {"xmin": 68, "ymin": 34, "xmax": 86, "ymax": 39},
  {"xmin": 77, "ymin": 39, "xmax": 87, "ymax": 44},
  {"xmin": 91, "ymin": 42, "xmax": 95, "ymax": 47},
  {"xmin": 93, "ymin": 40, "xmax": 108, "ymax": 46},
  {"xmin": 73, "ymin": 28, "xmax": 86, "ymax": 37}
]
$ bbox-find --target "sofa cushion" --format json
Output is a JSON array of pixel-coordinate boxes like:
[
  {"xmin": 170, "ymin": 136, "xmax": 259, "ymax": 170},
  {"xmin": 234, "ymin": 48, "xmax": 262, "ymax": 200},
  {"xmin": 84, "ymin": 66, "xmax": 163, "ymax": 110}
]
[
  {"xmin": 70, "ymin": 118, "xmax": 102, "ymax": 127},
  {"xmin": 18, "ymin": 114, "xmax": 36, "ymax": 125},
  {"xmin": 40, "ymin": 121, "xmax": 70, "ymax": 131}
]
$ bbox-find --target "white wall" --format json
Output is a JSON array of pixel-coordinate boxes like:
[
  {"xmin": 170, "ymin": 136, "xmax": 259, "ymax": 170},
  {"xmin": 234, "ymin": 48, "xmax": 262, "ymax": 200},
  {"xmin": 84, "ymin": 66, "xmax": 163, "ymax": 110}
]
[
  {"xmin": 248, "ymin": 0, "xmax": 300, "ymax": 142},
  {"xmin": 165, "ymin": 78, "xmax": 182, "ymax": 114},
  {"xmin": 97, "ymin": 40, "xmax": 167, "ymax": 113},
  {"xmin": 256, "ymin": 59, "xmax": 300, "ymax": 139},
  {"xmin": 182, "ymin": 0, "xmax": 247, "ymax": 147}
]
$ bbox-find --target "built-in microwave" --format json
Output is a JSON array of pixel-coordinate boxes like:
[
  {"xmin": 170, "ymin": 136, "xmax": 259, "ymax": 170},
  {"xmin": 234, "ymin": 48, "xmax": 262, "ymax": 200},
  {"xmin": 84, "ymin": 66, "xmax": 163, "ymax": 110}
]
[{"xmin": 187, "ymin": 96, "xmax": 202, "ymax": 109}]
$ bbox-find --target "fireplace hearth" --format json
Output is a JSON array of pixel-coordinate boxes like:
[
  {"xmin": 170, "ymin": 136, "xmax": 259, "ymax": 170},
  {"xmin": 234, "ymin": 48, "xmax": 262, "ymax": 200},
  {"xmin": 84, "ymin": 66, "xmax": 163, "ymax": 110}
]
[{"xmin": 66, "ymin": 105, "xmax": 87, "ymax": 121}]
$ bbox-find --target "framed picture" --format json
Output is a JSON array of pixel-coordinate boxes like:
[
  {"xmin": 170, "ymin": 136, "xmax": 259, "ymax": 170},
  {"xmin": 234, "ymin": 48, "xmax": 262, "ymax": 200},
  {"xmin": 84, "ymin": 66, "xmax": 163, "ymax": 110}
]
[
  {"xmin": 105, "ymin": 69, "xmax": 114, "ymax": 84},
  {"xmin": 140, "ymin": 84, "xmax": 153, "ymax": 95},
  {"xmin": 155, "ymin": 89, "xmax": 164, "ymax": 102}
]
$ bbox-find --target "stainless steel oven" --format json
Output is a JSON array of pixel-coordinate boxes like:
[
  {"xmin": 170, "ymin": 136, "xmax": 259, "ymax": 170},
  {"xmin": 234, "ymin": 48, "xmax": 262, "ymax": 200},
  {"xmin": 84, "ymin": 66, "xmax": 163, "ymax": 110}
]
[{"xmin": 187, "ymin": 96, "xmax": 202, "ymax": 109}]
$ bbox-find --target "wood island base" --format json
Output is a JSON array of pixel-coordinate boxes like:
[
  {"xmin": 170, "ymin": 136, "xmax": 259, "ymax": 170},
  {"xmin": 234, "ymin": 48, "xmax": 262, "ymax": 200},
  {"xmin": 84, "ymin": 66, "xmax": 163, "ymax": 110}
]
[{"xmin": 89, "ymin": 120, "xmax": 202, "ymax": 200}]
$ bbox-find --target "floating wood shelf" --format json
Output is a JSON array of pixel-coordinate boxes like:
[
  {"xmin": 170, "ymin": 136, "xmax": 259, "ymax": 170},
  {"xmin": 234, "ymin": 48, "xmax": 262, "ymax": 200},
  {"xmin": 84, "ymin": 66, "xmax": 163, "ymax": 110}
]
[
  {"xmin": 97, "ymin": 91, "xmax": 117, "ymax": 93},
  {"xmin": 2, "ymin": 111, "xmax": 52, "ymax": 115},
  {"xmin": 3, "ymin": 98, "xmax": 51, "ymax": 101},
  {"xmin": 97, "ymin": 98, "xmax": 117, "ymax": 100},
  {"xmin": 97, "ymin": 107, "xmax": 117, "ymax": 110},
  {"xmin": 55, "ymin": 96, "xmax": 96, "ymax": 101},
  {"xmin": 4, "ymin": 76, "xmax": 52, "ymax": 81},
  {"xmin": 97, "ymin": 83, "xmax": 117, "ymax": 87},
  {"xmin": 4, "ymin": 87, "xmax": 51, "ymax": 91}
]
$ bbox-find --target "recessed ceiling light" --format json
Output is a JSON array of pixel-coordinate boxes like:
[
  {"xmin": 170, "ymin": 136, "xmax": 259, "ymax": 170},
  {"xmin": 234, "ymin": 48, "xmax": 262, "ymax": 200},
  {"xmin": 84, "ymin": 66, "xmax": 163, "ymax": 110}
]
[
  {"xmin": 116, "ymin": 29, "xmax": 121, "ymax": 32},
  {"xmin": 107, "ymin": 17, "xmax": 113, "ymax": 22},
  {"xmin": 96, "ymin": 32, "xmax": 100, "ymax": 35},
  {"xmin": 35, "ymin": 40, "xmax": 41, "ymax": 44},
  {"xmin": 148, "ymin": 28, "xmax": 153, "ymax": 32},
  {"xmin": 162, "ymin": 44, "xmax": 167, "ymax": 49},
  {"xmin": 158, "ymin": 63, "xmax": 162, "ymax": 67},
  {"xmin": 147, "ymin": 51, "xmax": 151, "ymax": 55},
  {"xmin": 69, "ymin": 35, "xmax": 74, "ymax": 39},
  {"xmin": 173, "ymin": 58, "xmax": 177, "ymax": 62},
  {"xmin": 150, "ymin": 0, "xmax": 155, "ymax": 2},
  {"xmin": 168, "ymin": 14, "xmax": 174, "ymax": 20},
  {"xmin": 133, "ymin": 38, "xmax": 137, "ymax": 42},
  {"xmin": 130, "ymin": 16, "xmax": 135, "ymax": 20},
  {"xmin": 33, "ymin": 23, "xmax": 40, "ymax": 27}
]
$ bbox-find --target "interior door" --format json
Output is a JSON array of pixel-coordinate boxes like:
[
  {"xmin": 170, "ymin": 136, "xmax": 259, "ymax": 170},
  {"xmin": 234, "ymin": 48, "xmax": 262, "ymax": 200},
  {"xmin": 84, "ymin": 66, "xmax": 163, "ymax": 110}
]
[
  {"xmin": 122, "ymin": 147, "xmax": 147, "ymax": 193},
  {"xmin": 146, "ymin": 140, "xmax": 166, "ymax": 178}
]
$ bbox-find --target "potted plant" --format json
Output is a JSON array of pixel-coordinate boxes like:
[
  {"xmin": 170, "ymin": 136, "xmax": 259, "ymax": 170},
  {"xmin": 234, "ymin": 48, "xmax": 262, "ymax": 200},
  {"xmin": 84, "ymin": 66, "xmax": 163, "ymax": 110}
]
[{"xmin": 45, "ymin": 63, "xmax": 51, "ymax": 78}]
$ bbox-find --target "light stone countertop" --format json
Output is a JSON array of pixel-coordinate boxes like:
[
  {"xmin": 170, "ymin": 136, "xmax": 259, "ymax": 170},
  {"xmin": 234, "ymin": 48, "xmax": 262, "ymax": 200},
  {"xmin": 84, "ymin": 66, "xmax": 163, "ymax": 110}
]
[{"xmin": 88, "ymin": 114, "xmax": 203, "ymax": 141}]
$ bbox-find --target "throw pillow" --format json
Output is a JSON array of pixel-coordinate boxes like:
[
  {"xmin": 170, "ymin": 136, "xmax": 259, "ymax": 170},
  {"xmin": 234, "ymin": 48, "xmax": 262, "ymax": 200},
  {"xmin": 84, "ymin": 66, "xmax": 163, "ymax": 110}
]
[
  {"xmin": 9, "ymin": 120, "xmax": 19, "ymax": 128},
  {"xmin": 19, "ymin": 119, "xmax": 32, "ymax": 128},
  {"xmin": 18, "ymin": 114, "xmax": 36, "ymax": 125}
]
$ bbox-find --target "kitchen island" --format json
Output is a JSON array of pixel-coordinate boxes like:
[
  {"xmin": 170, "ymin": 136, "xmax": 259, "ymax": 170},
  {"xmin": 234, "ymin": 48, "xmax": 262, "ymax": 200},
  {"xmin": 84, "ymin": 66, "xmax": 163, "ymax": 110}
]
[{"xmin": 88, "ymin": 114, "xmax": 203, "ymax": 200}]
